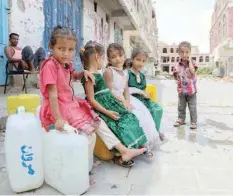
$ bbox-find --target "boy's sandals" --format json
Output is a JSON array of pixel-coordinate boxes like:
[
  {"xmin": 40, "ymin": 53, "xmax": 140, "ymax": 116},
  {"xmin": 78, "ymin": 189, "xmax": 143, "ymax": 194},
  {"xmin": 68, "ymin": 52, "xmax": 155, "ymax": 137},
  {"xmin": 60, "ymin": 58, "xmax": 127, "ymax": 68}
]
[
  {"xmin": 190, "ymin": 123, "xmax": 197, "ymax": 129},
  {"xmin": 113, "ymin": 156, "xmax": 135, "ymax": 168},
  {"xmin": 174, "ymin": 120, "xmax": 186, "ymax": 127}
]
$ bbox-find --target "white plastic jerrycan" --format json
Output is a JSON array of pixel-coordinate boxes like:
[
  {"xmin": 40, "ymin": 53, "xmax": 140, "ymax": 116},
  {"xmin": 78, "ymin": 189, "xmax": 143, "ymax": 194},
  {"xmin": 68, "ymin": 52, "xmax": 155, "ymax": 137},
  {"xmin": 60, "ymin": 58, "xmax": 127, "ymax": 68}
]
[
  {"xmin": 4, "ymin": 106, "xmax": 44, "ymax": 193},
  {"xmin": 36, "ymin": 105, "xmax": 41, "ymax": 121},
  {"xmin": 37, "ymin": 102, "xmax": 95, "ymax": 172},
  {"xmin": 44, "ymin": 124, "xmax": 90, "ymax": 195}
]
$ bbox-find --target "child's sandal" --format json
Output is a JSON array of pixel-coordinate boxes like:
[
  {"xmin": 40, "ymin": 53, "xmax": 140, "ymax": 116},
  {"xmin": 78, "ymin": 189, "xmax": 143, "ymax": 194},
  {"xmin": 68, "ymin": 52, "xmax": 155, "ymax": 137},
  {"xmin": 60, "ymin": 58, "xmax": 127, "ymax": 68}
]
[
  {"xmin": 174, "ymin": 120, "xmax": 186, "ymax": 127},
  {"xmin": 142, "ymin": 149, "xmax": 153, "ymax": 158},
  {"xmin": 113, "ymin": 156, "xmax": 135, "ymax": 168}
]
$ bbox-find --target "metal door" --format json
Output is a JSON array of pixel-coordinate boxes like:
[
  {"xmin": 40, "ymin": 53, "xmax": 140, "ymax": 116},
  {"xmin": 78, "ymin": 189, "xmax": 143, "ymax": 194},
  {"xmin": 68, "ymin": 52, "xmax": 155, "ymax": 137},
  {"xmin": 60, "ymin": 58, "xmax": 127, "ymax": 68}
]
[{"xmin": 43, "ymin": 0, "xmax": 83, "ymax": 71}]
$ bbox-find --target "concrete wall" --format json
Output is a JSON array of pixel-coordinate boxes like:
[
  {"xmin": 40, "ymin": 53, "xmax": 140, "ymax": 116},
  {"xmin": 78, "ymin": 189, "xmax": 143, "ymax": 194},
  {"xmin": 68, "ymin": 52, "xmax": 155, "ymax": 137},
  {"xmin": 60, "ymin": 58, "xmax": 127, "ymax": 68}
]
[
  {"xmin": 210, "ymin": 0, "xmax": 233, "ymax": 53},
  {"xmin": 227, "ymin": 6, "xmax": 233, "ymax": 39},
  {"xmin": 83, "ymin": 0, "xmax": 110, "ymax": 49},
  {"xmin": 8, "ymin": 0, "xmax": 44, "ymax": 51}
]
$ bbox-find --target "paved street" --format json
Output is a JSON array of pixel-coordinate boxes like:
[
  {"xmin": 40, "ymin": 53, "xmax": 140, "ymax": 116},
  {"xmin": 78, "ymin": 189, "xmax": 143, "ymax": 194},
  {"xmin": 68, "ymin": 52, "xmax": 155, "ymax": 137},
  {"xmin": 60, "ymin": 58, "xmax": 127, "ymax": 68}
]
[{"xmin": 0, "ymin": 78, "xmax": 233, "ymax": 195}]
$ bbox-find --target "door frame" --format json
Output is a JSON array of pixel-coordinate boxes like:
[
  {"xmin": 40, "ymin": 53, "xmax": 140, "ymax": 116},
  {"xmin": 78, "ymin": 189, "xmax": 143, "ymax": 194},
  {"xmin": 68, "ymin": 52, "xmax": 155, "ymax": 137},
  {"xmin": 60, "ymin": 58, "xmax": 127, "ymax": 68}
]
[{"xmin": 0, "ymin": 0, "xmax": 10, "ymax": 85}]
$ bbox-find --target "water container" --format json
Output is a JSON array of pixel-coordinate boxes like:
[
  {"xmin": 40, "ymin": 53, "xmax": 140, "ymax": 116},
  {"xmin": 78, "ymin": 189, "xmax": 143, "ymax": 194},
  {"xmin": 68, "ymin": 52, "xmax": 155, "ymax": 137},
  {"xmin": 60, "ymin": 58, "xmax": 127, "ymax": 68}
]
[
  {"xmin": 4, "ymin": 106, "xmax": 44, "ymax": 193},
  {"xmin": 7, "ymin": 94, "xmax": 40, "ymax": 115},
  {"xmin": 146, "ymin": 84, "xmax": 157, "ymax": 102},
  {"xmin": 44, "ymin": 124, "xmax": 89, "ymax": 195},
  {"xmin": 37, "ymin": 104, "xmax": 95, "ymax": 172},
  {"xmin": 94, "ymin": 134, "xmax": 114, "ymax": 161},
  {"xmin": 36, "ymin": 105, "xmax": 41, "ymax": 120}
]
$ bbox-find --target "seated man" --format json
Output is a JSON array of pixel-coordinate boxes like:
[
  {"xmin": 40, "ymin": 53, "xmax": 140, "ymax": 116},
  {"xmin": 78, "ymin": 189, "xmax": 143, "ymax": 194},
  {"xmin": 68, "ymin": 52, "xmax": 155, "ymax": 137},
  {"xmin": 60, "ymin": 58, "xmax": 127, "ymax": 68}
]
[{"xmin": 4, "ymin": 33, "xmax": 46, "ymax": 72}]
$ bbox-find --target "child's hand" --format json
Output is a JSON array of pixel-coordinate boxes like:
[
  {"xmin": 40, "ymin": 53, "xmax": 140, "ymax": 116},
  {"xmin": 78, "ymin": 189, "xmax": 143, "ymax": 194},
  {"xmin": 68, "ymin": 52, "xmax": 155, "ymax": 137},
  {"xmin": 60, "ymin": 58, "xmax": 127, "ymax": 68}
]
[
  {"xmin": 84, "ymin": 70, "xmax": 96, "ymax": 85},
  {"xmin": 122, "ymin": 100, "xmax": 134, "ymax": 111},
  {"xmin": 126, "ymin": 104, "xmax": 134, "ymax": 111},
  {"xmin": 141, "ymin": 92, "xmax": 150, "ymax": 99},
  {"xmin": 107, "ymin": 111, "xmax": 120, "ymax": 120},
  {"xmin": 55, "ymin": 118, "xmax": 66, "ymax": 131}
]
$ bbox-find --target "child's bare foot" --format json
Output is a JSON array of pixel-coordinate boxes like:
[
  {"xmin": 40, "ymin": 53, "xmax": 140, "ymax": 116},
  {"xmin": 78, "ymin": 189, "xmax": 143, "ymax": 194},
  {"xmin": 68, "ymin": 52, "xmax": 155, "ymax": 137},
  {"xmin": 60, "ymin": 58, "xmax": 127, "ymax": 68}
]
[
  {"xmin": 121, "ymin": 148, "xmax": 147, "ymax": 162},
  {"xmin": 93, "ymin": 160, "xmax": 101, "ymax": 168},
  {"xmin": 89, "ymin": 178, "xmax": 95, "ymax": 185}
]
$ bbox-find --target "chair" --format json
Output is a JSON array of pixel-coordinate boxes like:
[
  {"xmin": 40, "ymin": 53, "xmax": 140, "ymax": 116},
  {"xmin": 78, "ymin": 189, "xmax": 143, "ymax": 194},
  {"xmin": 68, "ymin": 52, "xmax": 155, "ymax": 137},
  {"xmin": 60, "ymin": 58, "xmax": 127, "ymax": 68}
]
[{"xmin": 4, "ymin": 61, "xmax": 30, "ymax": 94}]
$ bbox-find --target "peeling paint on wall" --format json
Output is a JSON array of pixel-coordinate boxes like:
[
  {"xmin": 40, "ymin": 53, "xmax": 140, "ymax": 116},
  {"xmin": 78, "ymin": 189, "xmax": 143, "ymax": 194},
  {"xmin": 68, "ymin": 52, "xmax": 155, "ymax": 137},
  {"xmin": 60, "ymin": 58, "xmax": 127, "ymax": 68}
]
[
  {"xmin": 84, "ymin": 7, "xmax": 109, "ymax": 49},
  {"xmin": 9, "ymin": 0, "xmax": 44, "ymax": 51}
]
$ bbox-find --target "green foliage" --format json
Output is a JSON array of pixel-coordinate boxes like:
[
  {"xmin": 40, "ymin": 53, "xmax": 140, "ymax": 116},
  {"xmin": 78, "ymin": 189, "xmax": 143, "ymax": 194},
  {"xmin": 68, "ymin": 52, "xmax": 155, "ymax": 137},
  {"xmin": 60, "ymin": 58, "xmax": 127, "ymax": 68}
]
[{"xmin": 197, "ymin": 67, "xmax": 213, "ymax": 75}]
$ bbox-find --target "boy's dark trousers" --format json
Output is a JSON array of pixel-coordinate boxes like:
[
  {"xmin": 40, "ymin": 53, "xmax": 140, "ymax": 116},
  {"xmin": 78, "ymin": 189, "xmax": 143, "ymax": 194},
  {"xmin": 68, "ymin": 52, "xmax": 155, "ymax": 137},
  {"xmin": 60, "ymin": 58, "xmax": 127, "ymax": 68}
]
[{"xmin": 178, "ymin": 93, "xmax": 197, "ymax": 123}]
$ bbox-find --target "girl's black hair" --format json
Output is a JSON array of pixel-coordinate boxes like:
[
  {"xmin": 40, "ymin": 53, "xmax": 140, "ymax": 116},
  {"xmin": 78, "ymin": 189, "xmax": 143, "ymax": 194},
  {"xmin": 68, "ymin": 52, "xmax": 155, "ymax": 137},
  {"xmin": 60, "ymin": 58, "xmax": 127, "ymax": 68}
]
[
  {"xmin": 107, "ymin": 43, "xmax": 125, "ymax": 58},
  {"xmin": 131, "ymin": 47, "xmax": 148, "ymax": 59},
  {"xmin": 178, "ymin": 41, "xmax": 192, "ymax": 52},
  {"xmin": 106, "ymin": 43, "xmax": 125, "ymax": 67},
  {"xmin": 50, "ymin": 25, "xmax": 77, "ymax": 46},
  {"xmin": 79, "ymin": 40, "xmax": 105, "ymax": 70},
  {"xmin": 123, "ymin": 58, "xmax": 132, "ymax": 70}
]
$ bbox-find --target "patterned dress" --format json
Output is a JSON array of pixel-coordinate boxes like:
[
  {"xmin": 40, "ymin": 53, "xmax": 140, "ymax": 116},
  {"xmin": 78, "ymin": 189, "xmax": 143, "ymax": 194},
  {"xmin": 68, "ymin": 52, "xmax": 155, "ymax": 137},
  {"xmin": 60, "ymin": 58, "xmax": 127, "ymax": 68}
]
[
  {"xmin": 82, "ymin": 73, "xmax": 147, "ymax": 149},
  {"xmin": 128, "ymin": 70, "xmax": 163, "ymax": 133}
]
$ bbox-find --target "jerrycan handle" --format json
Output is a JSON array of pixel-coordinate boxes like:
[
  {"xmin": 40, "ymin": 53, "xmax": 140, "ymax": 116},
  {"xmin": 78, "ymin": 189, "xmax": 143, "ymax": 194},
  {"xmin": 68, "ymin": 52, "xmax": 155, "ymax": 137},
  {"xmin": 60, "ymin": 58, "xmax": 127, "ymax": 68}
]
[
  {"xmin": 64, "ymin": 124, "xmax": 80, "ymax": 134},
  {"xmin": 49, "ymin": 124, "xmax": 80, "ymax": 134},
  {"xmin": 16, "ymin": 106, "xmax": 26, "ymax": 114}
]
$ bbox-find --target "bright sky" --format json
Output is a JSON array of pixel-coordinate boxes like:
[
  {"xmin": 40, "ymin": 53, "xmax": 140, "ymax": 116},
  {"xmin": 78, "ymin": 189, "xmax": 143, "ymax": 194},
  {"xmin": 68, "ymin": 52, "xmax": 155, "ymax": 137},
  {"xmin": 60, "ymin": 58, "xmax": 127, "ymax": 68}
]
[{"xmin": 154, "ymin": 0, "xmax": 216, "ymax": 53}]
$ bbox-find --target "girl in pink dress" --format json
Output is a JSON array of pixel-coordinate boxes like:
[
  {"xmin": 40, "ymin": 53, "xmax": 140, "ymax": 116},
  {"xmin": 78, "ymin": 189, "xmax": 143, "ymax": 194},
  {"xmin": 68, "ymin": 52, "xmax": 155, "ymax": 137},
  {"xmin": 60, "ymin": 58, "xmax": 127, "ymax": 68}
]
[
  {"xmin": 39, "ymin": 26, "xmax": 100, "ymax": 133},
  {"xmin": 40, "ymin": 25, "xmax": 146, "ymax": 171}
]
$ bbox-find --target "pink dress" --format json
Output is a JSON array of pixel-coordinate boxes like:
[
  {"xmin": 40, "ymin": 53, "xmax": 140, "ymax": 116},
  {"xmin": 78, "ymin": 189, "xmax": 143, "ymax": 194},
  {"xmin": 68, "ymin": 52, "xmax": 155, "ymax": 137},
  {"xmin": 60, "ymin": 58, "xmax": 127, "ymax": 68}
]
[{"xmin": 39, "ymin": 57, "xmax": 101, "ymax": 134}]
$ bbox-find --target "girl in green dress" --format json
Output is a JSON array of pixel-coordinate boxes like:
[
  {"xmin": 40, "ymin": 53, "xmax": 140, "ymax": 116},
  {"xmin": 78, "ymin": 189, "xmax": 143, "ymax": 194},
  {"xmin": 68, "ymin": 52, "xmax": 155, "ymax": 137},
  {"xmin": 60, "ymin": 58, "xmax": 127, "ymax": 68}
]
[
  {"xmin": 80, "ymin": 41, "xmax": 153, "ymax": 159},
  {"xmin": 127, "ymin": 48, "xmax": 165, "ymax": 141}
]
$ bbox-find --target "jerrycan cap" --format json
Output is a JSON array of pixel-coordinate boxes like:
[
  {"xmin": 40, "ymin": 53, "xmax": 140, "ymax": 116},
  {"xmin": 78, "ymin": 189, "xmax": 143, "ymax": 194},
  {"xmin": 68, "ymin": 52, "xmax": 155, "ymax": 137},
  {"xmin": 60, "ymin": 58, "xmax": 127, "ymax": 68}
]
[{"xmin": 16, "ymin": 106, "xmax": 27, "ymax": 114}]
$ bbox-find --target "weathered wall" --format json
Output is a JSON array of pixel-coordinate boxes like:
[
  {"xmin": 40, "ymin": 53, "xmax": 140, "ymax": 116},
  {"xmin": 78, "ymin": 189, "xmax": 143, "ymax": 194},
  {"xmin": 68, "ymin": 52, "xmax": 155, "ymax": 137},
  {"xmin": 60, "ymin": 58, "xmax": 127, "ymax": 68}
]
[
  {"xmin": 9, "ymin": 0, "xmax": 44, "ymax": 51},
  {"xmin": 83, "ymin": 0, "xmax": 110, "ymax": 49}
]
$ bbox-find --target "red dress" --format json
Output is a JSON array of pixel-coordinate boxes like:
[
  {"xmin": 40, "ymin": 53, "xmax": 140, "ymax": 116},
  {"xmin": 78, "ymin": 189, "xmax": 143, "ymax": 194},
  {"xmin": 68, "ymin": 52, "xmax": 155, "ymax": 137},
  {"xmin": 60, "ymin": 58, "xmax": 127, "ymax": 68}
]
[{"xmin": 39, "ymin": 57, "xmax": 100, "ymax": 134}]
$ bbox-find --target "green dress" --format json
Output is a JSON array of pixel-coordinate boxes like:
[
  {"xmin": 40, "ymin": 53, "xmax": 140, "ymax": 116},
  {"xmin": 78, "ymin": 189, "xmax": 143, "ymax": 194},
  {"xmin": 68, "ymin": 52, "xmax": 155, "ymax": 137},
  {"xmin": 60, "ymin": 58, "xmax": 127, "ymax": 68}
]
[
  {"xmin": 128, "ymin": 70, "xmax": 163, "ymax": 133},
  {"xmin": 81, "ymin": 73, "xmax": 147, "ymax": 149}
]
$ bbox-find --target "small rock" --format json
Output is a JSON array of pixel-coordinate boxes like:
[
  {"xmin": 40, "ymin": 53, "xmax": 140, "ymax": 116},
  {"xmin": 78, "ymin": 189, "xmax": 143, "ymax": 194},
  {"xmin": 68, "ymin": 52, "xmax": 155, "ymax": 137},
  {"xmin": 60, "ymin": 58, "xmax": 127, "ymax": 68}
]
[{"xmin": 111, "ymin": 185, "xmax": 117, "ymax": 189}]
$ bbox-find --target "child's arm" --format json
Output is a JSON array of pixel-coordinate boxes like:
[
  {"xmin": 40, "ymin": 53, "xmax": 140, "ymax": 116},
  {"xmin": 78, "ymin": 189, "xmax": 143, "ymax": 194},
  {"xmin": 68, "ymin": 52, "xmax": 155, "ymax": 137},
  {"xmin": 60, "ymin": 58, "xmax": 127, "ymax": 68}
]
[
  {"xmin": 85, "ymin": 80, "xmax": 119, "ymax": 121},
  {"xmin": 123, "ymin": 80, "xmax": 134, "ymax": 110},
  {"xmin": 70, "ymin": 65, "xmax": 95, "ymax": 84},
  {"xmin": 47, "ymin": 84, "xmax": 62, "ymax": 120},
  {"xmin": 72, "ymin": 71, "xmax": 84, "ymax": 80},
  {"xmin": 103, "ymin": 69, "xmax": 125, "ymax": 103},
  {"xmin": 189, "ymin": 59, "xmax": 196, "ymax": 74},
  {"xmin": 47, "ymin": 84, "xmax": 66, "ymax": 131},
  {"xmin": 189, "ymin": 59, "xmax": 198, "ymax": 75},
  {"xmin": 172, "ymin": 65, "xmax": 179, "ymax": 80},
  {"xmin": 123, "ymin": 83, "xmax": 131, "ymax": 104}
]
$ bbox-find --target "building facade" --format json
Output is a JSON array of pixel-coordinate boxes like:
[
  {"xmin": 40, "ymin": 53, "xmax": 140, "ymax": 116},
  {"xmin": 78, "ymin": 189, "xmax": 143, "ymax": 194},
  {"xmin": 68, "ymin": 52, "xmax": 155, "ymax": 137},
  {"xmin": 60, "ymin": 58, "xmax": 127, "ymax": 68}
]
[
  {"xmin": 123, "ymin": 0, "xmax": 159, "ymax": 76},
  {"xmin": 158, "ymin": 42, "xmax": 211, "ymax": 74},
  {"xmin": 0, "ymin": 0, "xmax": 159, "ymax": 84},
  {"xmin": 210, "ymin": 0, "xmax": 233, "ymax": 76}
]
